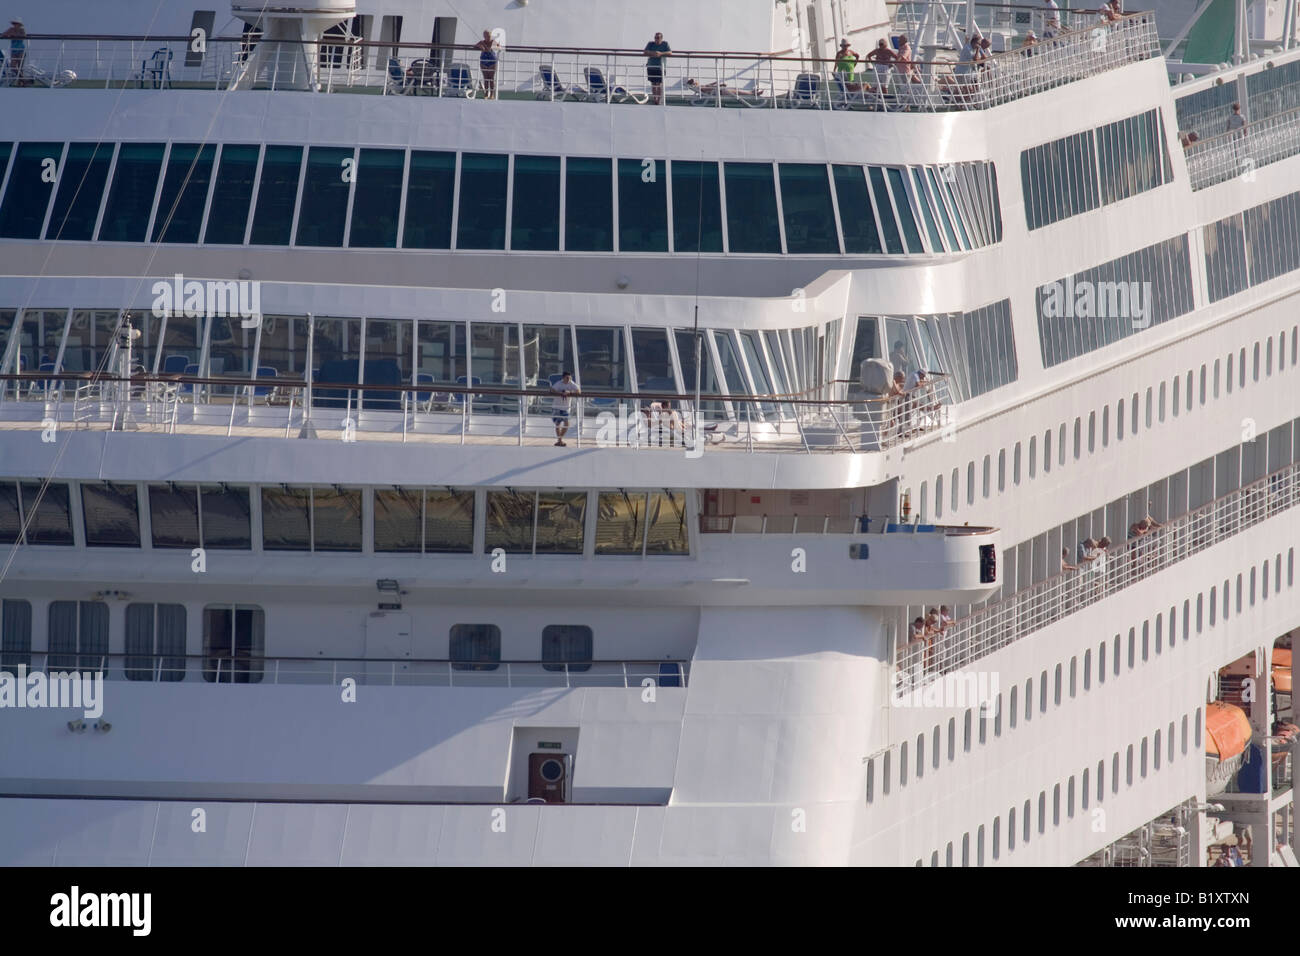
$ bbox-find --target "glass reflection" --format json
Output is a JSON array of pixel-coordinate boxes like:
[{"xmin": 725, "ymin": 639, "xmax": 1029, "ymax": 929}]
[
  {"xmin": 645, "ymin": 491, "xmax": 688, "ymax": 554},
  {"xmin": 312, "ymin": 487, "xmax": 362, "ymax": 552},
  {"xmin": 534, "ymin": 491, "xmax": 586, "ymax": 554},
  {"xmin": 485, "ymin": 490, "xmax": 535, "ymax": 554},
  {"xmin": 426, "ymin": 489, "xmax": 474, "ymax": 552},
  {"xmin": 595, "ymin": 491, "xmax": 645, "ymax": 555}
]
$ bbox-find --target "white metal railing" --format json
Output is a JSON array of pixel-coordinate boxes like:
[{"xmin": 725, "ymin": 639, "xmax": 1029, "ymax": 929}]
[
  {"xmin": 1, "ymin": 371, "xmax": 954, "ymax": 454},
  {"xmin": 896, "ymin": 459, "xmax": 1300, "ymax": 693},
  {"xmin": 1185, "ymin": 105, "xmax": 1300, "ymax": 190},
  {"xmin": 1, "ymin": 16, "xmax": 1157, "ymax": 112},
  {"xmin": 12, "ymin": 653, "xmax": 690, "ymax": 689},
  {"xmin": 699, "ymin": 513, "xmax": 993, "ymax": 534}
]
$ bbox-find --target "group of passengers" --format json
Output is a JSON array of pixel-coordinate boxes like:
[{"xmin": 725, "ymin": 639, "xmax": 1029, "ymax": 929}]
[
  {"xmin": 832, "ymin": 35, "xmax": 922, "ymax": 94},
  {"xmin": 908, "ymin": 606, "xmax": 955, "ymax": 645},
  {"xmin": 885, "ymin": 340, "xmax": 937, "ymax": 438},
  {"xmin": 1060, "ymin": 513, "xmax": 1162, "ymax": 582}
]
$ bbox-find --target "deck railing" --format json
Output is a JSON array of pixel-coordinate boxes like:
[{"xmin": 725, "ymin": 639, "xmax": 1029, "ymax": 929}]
[
  {"xmin": 5, "ymin": 653, "xmax": 690, "ymax": 689},
  {"xmin": 699, "ymin": 514, "xmax": 994, "ymax": 534},
  {"xmin": 896, "ymin": 458, "xmax": 1300, "ymax": 694},
  {"xmin": 0, "ymin": 370, "xmax": 953, "ymax": 454},
  {"xmin": 1184, "ymin": 105, "xmax": 1300, "ymax": 190},
  {"xmin": 0, "ymin": 15, "xmax": 1157, "ymax": 113}
]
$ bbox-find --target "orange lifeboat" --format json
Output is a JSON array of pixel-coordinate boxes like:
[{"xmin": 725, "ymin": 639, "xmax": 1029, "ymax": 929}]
[
  {"xmin": 1275, "ymin": 647, "xmax": 1292, "ymax": 693},
  {"xmin": 1205, "ymin": 701, "xmax": 1251, "ymax": 760}
]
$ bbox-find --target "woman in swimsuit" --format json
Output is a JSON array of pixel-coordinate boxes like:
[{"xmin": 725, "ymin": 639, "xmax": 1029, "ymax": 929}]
[{"xmin": 474, "ymin": 30, "xmax": 500, "ymax": 99}]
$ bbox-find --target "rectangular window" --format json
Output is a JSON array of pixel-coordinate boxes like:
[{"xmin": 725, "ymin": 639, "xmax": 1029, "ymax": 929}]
[
  {"xmin": 151, "ymin": 143, "xmax": 216, "ymax": 243},
  {"xmin": 200, "ymin": 484, "xmax": 251, "ymax": 549},
  {"xmin": 832, "ymin": 165, "xmax": 883, "ymax": 254},
  {"xmin": 425, "ymin": 488, "xmax": 474, "ymax": 552},
  {"xmin": 867, "ymin": 166, "xmax": 903, "ymax": 254},
  {"xmin": 778, "ymin": 163, "xmax": 838, "ymax": 254},
  {"xmin": 249, "ymin": 145, "xmax": 303, "ymax": 245},
  {"xmin": 125, "ymin": 603, "xmax": 186, "ymax": 681},
  {"xmin": 98, "ymin": 142, "xmax": 165, "ymax": 241},
  {"xmin": 348, "ymin": 148, "xmax": 404, "ymax": 248},
  {"xmin": 542, "ymin": 625, "xmax": 593, "ymax": 672},
  {"xmin": 534, "ymin": 491, "xmax": 586, "ymax": 554},
  {"xmin": 204, "ymin": 145, "xmax": 259, "ymax": 244},
  {"xmin": 564, "ymin": 157, "xmax": 613, "ymax": 251},
  {"xmin": 485, "ymin": 489, "xmax": 535, "ymax": 554},
  {"xmin": 886, "ymin": 167, "xmax": 924, "ymax": 253},
  {"xmin": 456, "ymin": 152, "xmax": 508, "ymax": 249},
  {"xmin": 0, "ymin": 142, "xmax": 62, "ymax": 238},
  {"xmin": 595, "ymin": 490, "xmax": 645, "ymax": 555},
  {"xmin": 1, "ymin": 599, "xmax": 32, "ymax": 675},
  {"xmin": 671, "ymin": 160, "xmax": 722, "ymax": 252},
  {"xmin": 48, "ymin": 600, "xmax": 109, "ymax": 672},
  {"xmin": 261, "ymin": 486, "xmax": 312, "ymax": 550},
  {"xmin": 402, "ymin": 150, "xmax": 455, "ymax": 249},
  {"xmin": 511, "ymin": 154, "xmax": 560, "ymax": 251},
  {"xmin": 724, "ymin": 163, "xmax": 781, "ymax": 253},
  {"xmin": 618, "ymin": 158, "xmax": 668, "ymax": 252},
  {"xmin": 82, "ymin": 482, "xmax": 141, "ymax": 547},
  {"xmin": 1020, "ymin": 129, "xmax": 1099, "ymax": 230},
  {"xmin": 631, "ymin": 327, "xmax": 676, "ymax": 390},
  {"xmin": 149, "ymin": 483, "xmax": 200, "ymax": 548},
  {"xmin": 46, "ymin": 143, "xmax": 114, "ymax": 241},
  {"xmin": 645, "ymin": 490, "xmax": 689, "ymax": 554},
  {"xmin": 374, "ymin": 488, "xmax": 422, "ymax": 552},
  {"xmin": 202, "ymin": 605, "xmax": 264, "ymax": 683},
  {"xmin": 311, "ymin": 486, "xmax": 363, "ymax": 551},
  {"xmin": 295, "ymin": 146, "xmax": 352, "ymax": 247},
  {"xmin": 450, "ymin": 623, "xmax": 500, "ymax": 671},
  {"xmin": 575, "ymin": 326, "xmax": 627, "ymax": 393}
]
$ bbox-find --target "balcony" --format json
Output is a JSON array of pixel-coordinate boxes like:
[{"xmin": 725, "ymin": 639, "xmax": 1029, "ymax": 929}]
[
  {"xmin": 0, "ymin": 16, "xmax": 1159, "ymax": 113},
  {"xmin": 0, "ymin": 369, "xmax": 954, "ymax": 455},
  {"xmin": 897, "ymin": 459, "xmax": 1300, "ymax": 689},
  {"xmin": 1185, "ymin": 105, "xmax": 1300, "ymax": 190}
]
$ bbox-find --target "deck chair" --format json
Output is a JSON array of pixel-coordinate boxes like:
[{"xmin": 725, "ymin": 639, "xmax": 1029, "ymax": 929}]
[
  {"xmin": 179, "ymin": 363, "xmax": 200, "ymax": 401},
  {"xmin": 139, "ymin": 47, "xmax": 173, "ymax": 89},
  {"xmin": 445, "ymin": 62, "xmax": 478, "ymax": 98},
  {"xmin": 161, "ymin": 354, "xmax": 190, "ymax": 375},
  {"xmin": 583, "ymin": 66, "xmax": 648, "ymax": 104},
  {"xmin": 536, "ymin": 63, "xmax": 577, "ymax": 100},
  {"xmin": 385, "ymin": 56, "xmax": 410, "ymax": 95},
  {"xmin": 786, "ymin": 72, "xmax": 824, "ymax": 107},
  {"xmin": 406, "ymin": 58, "xmax": 440, "ymax": 95},
  {"xmin": 449, "ymin": 375, "xmax": 480, "ymax": 410},
  {"xmin": 250, "ymin": 366, "xmax": 278, "ymax": 404}
]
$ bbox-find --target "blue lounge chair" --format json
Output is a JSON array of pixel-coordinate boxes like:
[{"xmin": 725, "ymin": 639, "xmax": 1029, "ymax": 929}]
[
  {"xmin": 536, "ymin": 64, "xmax": 576, "ymax": 100},
  {"xmin": 251, "ymin": 366, "xmax": 277, "ymax": 402},
  {"xmin": 583, "ymin": 66, "xmax": 648, "ymax": 104},
  {"xmin": 385, "ymin": 56, "xmax": 409, "ymax": 95},
  {"xmin": 786, "ymin": 72, "xmax": 823, "ymax": 107},
  {"xmin": 140, "ymin": 47, "xmax": 173, "ymax": 89},
  {"xmin": 445, "ymin": 62, "xmax": 477, "ymax": 98},
  {"xmin": 162, "ymin": 354, "xmax": 189, "ymax": 374}
]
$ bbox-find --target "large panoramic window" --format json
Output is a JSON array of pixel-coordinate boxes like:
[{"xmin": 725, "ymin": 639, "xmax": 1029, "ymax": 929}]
[
  {"xmin": 46, "ymin": 143, "xmax": 114, "ymax": 242},
  {"xmin": 249, "ymin": 145, "xmax": 303, "ymax": 245},
  {"xmin": 1035, "ymin": 235, "xmax": 1194, "ymax": 367},
  {"xmin": 0, "ymin": 482, "xmax": 74, "ymax": 546},
  {"xmin": 402, "ymin": 150, "xmax": 455, "ymax": 249},
  {"xmin": 348, "ymin": 148, "xmax": 404, "ymax": 248},
  {"xmin": 82, "ymin": 482, "xmax": 141, "ymax": 547},
  {"xmin": 1204, "ymin": 213, "xmax": 1249, "ymax": 303},
  {"xmin": 565, "ymin": 157, "xmax": 613, "ymax": 251},
  {"xmin": 456, "ymin": 152, "xmax": 508, "ymax": 249},
  {"xmin": 1096, "ymin": 109, "xmax": 1171, "ymax": 206},
  {"xmin": 510, "ymin": 154, "xmax": 560, "ymax": 251},
  {"xmin": 868, "ymin": 166, "xmax": 904, "ymax": 254},
  {"xmin": 832, "ymin": 165, "xmax": 883, "ymax": 254},
  {"xmin": 99, "ymin": 143, "xmax": 165, "ymax": 242},
  {"xmin": 295, "ymin": 146, "xmax": 353, "ymax": 247},
  {"xmin": 779, "ymin": 163, "xmax": 838, "ymax": 254},
  {"xmin": 152, "ymin": 143, "xmax": 216, "ymax": 243},
  {"xmin": 0, "ymin": 143, "xmax": 61, "ymax": 238},
  {"xmin": 1245, "ymin": 189, "xmax": 1300, "ymax": 286},
  {"xmin": 671, "ymin": 160, "xmax": 723, "ymax": 252},
  {"xmin": 203, "ymin": 144, "xmax": 259, "ymax": 244},
  {"xmin": 724, "ymin": 163, "xmax": 781, "ymax": 253},
  {"xmin": 618, "ymin": 158, "xmax": 668, "ymax": 252}
]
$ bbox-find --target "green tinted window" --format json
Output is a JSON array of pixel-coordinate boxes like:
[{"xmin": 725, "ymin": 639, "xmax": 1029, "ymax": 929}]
[
  {"xmin": 99, "ymin": 142, "xmax": 164, "ymax": 242},
  {"xmin": 724, "ymin": 163, "xmax": 780, "ymax": 253},
  {"xmin": 0, "ymin": 143, "xmax": 62, "ymax": 239},
  {"xmin": 204, "ymin": 145, "xmax": 259, "ymax": 245},
  {"xmin": 832, "ymin": 165, "xmax": 882, "ymax": 254},
  {"xmin": 887, "ymin": 167, "xmax": 924, "ymax": 253},
  {"xmin": 348, "ymin": 148, "xmax": 404, "ymax": 248},
  {"xmin": 868, "ymin": 166, "xmax": 903, "ymax": 254},
  {"xmin": 456, "ymin": 152, "xmax": 508, "ymax": 249},
  {"xmin": 671, "ymin": 160, "xmax": 722, "ymax": 252},
  {"xmin": 46, "ymin": 143, "xmax": 113, "ymax": 242},
  {"xmin": 152, "ymin": 144, "xmax": 215, "ymax": 243},
  {"xmin": 510, "ymin": 154, "xmax": 560, "ymax": 251},
  {"xmin": 402, "ymin": 150, "xmax": 454, "ymax": 249},
  {"xmin": 618, "ymin": 158, "xmax": 667, "ymax": 252},
  {"xmin": 249, "ymin": 145, "xmax": 303, "ymax": 245},
  {"xmin": 295, "ymin": 146, "xmax": 352, "ymax": 247},
  {"xmin": 564, "ymin": 157, "xmax": 612, "ymax": 251},
  {"xmin": 779, "ymin": 163, "xmax": 838, "ymax": 254}
]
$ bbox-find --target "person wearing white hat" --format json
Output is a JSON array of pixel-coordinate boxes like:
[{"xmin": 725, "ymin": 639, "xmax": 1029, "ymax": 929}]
[{"xmin": 2, "ymin": 17, "xmax": 25, "ymax": 86}]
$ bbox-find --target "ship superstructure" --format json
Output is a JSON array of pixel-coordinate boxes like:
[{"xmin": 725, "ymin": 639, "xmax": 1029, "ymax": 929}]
[{"xmin": 0, "ymin": 0, "xmax": 1295, "ymax": 866}]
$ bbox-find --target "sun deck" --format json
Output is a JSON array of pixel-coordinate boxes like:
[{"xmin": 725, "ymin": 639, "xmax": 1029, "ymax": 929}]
[{"xmin": 0, "ymin": 14, "xmax": 1158, "ymax": 112}]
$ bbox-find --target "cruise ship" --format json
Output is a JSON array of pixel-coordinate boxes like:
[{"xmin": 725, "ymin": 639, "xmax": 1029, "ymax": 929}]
[{"xmin": 0, "ymin": 0, "xmax": 1295, "ymax": 867}]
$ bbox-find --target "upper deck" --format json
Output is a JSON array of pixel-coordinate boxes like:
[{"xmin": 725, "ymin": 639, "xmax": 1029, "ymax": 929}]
[{"xmin": 0, "ymin": 14, "xmax": 1158, "ymax": 113}]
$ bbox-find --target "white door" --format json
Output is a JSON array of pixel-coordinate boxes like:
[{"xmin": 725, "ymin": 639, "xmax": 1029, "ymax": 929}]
[{"xmin": 365, "ymin": 611, "xmax": 411, "ymax": 684}]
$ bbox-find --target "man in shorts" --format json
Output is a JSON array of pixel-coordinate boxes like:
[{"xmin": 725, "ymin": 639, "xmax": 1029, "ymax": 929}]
[
  {"xmin": 550, "ymin": 371, "xmax": 580, "ymax": 446},
  {"xmin": 644, "ymin": 32, "xmax": 671, "ymax": 104}
]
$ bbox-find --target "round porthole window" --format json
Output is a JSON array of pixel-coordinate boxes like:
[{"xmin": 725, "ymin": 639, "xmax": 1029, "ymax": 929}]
[{"xmin": 540, "ymin": 758, "xmax": 564, "ymax": 782}]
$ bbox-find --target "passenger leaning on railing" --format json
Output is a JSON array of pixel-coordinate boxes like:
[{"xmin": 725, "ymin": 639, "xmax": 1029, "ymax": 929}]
[{"xmin": 2, "ymin": 16, "xmax": 25, "ymax": 87}]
